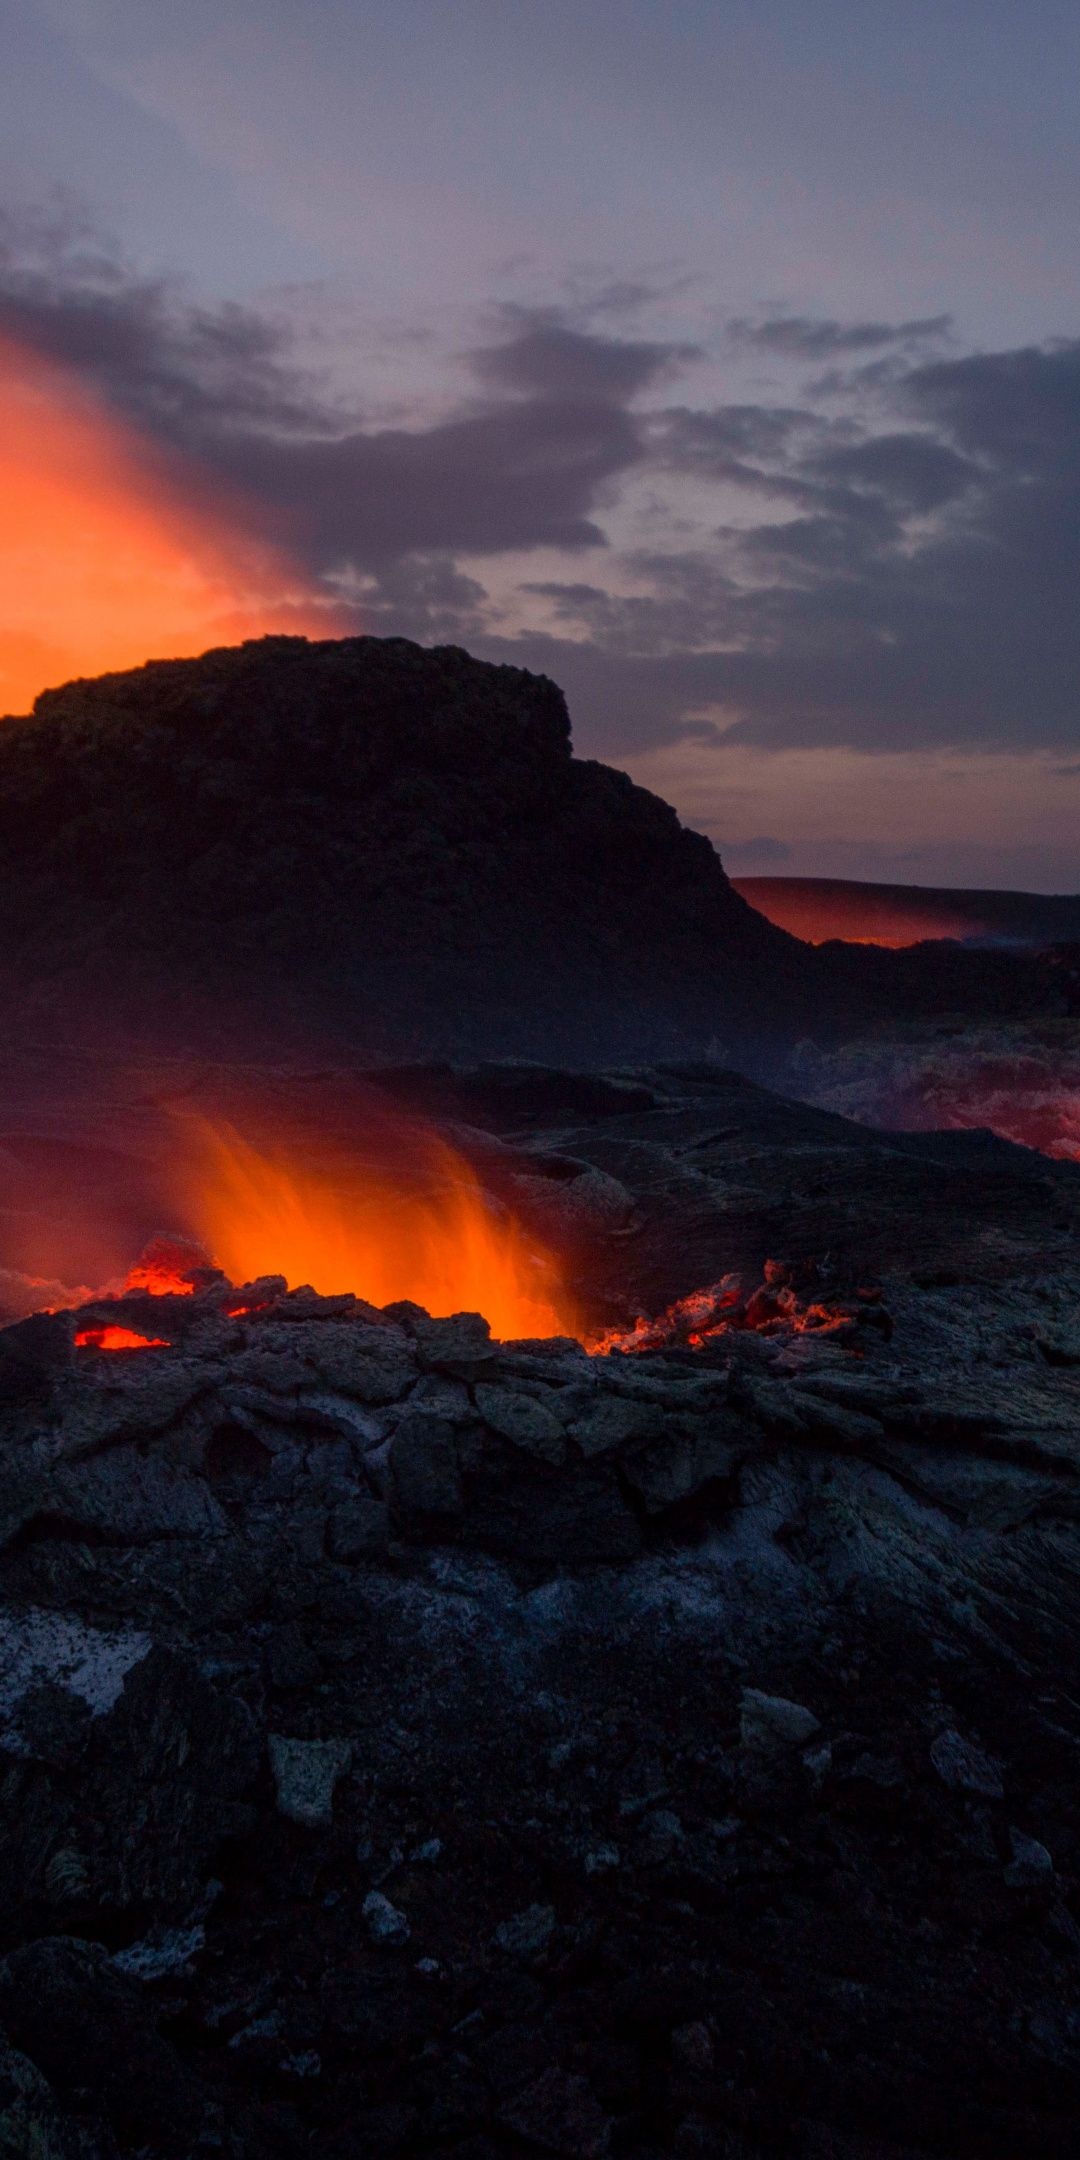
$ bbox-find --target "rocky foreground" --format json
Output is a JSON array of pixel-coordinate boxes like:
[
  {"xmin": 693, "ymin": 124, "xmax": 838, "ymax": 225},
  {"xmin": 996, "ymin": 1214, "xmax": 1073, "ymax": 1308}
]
[{"xmin": 2, "ymin": 1064, "xmax": 1080, "ymax": 2157}]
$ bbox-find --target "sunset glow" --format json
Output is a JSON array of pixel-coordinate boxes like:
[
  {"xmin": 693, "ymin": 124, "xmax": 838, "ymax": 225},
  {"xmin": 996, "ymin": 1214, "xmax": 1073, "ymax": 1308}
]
[{"xmin": 0, "ymin": 333, "xmax": 342, "ymax": 715}]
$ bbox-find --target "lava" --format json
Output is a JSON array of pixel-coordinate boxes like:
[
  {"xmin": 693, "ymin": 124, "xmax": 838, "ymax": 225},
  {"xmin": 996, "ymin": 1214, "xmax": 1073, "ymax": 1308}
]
[
  {"xmin": 591, "ymin": 1264, "xmax": 884, "ymax": 1355},
  {"xmin": 6, "ymin": 1095, "xmax": 882, "ymax": 1354},
  {"xmin": 74, "ymin": 1325, "xmax": 171, "ymax": 1352},
  {"xmin": 794, "ymin": 1035, "xmax": 1080, "ymax": 1164},
  {"xmin": 179, "ymin": 1117, "xmax": 581, "ymax": 1343},
  {"xmin": 122, "ymin": 1234, "xmax": 214, "ymax": 1296}
]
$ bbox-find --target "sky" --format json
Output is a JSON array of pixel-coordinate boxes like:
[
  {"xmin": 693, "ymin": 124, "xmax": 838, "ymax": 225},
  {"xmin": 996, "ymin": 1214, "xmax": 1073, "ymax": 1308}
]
[{"xmin": 2, "ymin": 0, "xmax": 1080, "ymax": 888}]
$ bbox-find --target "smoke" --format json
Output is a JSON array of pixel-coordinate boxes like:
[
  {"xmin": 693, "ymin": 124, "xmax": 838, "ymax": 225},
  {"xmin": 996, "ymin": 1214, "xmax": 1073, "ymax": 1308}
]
[{"xmin": 0, "ymin": 330, "xmax": 350, "ymax": 714}]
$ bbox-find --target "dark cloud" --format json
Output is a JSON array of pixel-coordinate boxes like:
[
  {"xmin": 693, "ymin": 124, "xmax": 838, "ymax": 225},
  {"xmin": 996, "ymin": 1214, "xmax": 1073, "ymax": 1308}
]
[
  {"xmin": 472, "ymin": 309, "xmax": 697, "ymax": 402},
  {"xmin": 651, "ymin": 402, "xmax": 828, "ymax": 492},
  {"xmin": 0, "ymin": 208, "xmax": 653, "ymax": 569},
  {"xmin": 210, "ymin": 399, "xmax": 638, "ymax": 565},
  {"xmin": 803, "ymin": 432, "xmax": 979, "ymax": 511},
  {"xmin": 338, "ymin": 554, "xmax": 492, "ymax": 645},
  {"xmin": 903, "ymin": 339, "xmax": 1080, "ymax": 471},
  {"xmin": 471, "ymin": 335, "xmax": 1080, "ymax": 760},
  {"xmin": 2, "ymin": 200, "xmax": 1079, "ymax": 767},
  {"xmin": 520, "ymin": 556, "xmax": 741, "ymax": 655},
  {"xmin": 723, "ymin": 836, "xmax": 792, "ymax": 867},
  {"xmin": 728, "ymin": 312, "xmax": 952, "ymax": 359},
  {"xmin": 0, "ymin": 202, "xmax": 328, "ymax": 440}
]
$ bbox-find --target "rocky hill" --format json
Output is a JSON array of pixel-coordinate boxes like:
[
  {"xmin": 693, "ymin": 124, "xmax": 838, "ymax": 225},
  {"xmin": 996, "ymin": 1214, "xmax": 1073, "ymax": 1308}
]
[{"xmin": 0, "ymin": 636, "xmax": 818, "ymax": 1068}]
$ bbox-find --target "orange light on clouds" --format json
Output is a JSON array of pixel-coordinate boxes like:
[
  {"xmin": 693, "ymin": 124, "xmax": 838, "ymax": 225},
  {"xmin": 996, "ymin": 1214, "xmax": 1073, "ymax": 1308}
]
[{"xmin": 0, "ymin": 332, "xmax": 345, "ymax": 714}]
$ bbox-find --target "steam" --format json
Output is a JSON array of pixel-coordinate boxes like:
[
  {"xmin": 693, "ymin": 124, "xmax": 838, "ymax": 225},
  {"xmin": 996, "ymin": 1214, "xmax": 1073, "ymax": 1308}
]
[{"xmin": 0, "ymin": 332, "xmax": 347, "ymax": 716}]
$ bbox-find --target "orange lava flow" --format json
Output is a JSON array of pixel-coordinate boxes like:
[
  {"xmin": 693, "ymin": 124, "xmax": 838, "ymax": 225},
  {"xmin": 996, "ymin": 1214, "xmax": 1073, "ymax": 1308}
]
[
  {"xmin": 74, "ymin": 1325, "xmax": 171, "ymax": 1351},
  {"xmin": 0, "ymin": 332, "xmax": 345, "ymax": 716},
  {"xmin": 124, "ymin": 1261, "xmax": 195, "ymax": 1296},
  {"xmin": 182, "ymin": 1120, "xmax": 581, "ymax": 1343}
]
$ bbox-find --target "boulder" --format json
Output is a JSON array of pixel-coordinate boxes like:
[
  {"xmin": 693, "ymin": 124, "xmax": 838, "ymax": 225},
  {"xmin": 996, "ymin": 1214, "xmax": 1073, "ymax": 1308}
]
[
  {"xmin": 740, "ymin": 1689, "xmax": 821, "ymax": 1755},
  {"xmin": 268, "ymin": 1735, "xmax": 354, "ymax": 1828},
  {"xmin": 929, "ymin": 1727, "xmax": 1005, "ymax": 1799}
]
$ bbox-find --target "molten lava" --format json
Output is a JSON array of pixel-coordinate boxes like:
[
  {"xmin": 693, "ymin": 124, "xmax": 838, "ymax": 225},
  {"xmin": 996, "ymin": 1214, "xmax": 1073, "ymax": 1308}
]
[
  {"xmin": 9, "ymin": 1097, "xmax": 881, "ymax": 1357},
  {"xmin": 181, "ymin": 1119, "xmax": 581, "ymax": 1343},
  {"xmin": 123, "ymin": 1235, "xmax": 210, "ymax": 1297},
  {"xmin": 74, "ymin": 1325, "xmax": 171, "ymax": 1352},
  {"xmin": 591, "ymin": 1266, "xmax": 882, "ymax": 1355}
]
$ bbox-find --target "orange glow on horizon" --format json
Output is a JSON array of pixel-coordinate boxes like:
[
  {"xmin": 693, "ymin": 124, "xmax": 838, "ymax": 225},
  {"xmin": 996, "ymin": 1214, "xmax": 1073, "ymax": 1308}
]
[
  {"xmin": 732, "ymin": 878, "xmax": 977, "ymax": 948},
  {"xmin": 0, "ymin": 332, "xmax": 346, "ymax": 714},
  {"xmin": 183, "ymin": 1118, "xmax": 581, "ymax": 1343}
]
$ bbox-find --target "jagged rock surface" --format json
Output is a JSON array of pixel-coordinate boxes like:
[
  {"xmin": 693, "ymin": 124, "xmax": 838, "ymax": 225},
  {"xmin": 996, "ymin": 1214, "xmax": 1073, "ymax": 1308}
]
[{"xmin": 2, "ymin": 1063, "xmax": 1080, "ymax": 2156}]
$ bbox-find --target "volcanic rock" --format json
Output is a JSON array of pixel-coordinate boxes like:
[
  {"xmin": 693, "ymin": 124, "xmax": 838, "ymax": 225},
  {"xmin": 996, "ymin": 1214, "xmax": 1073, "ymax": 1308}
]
[
  {"xmin": 0, "ymin": 635, "xmax": 814, "ymax": 1066},
  {"xmin": 362, "ymin": 1892, "xmax": 411, "ymax": 1947},
  {"xmin": 929, "ymin": 1727, "xmax": 1005, "ymax": 1799},
  {"xmin": 0, "ymin": 1061, "xmax": 1079, "ymax": 2155},
  {"xmin": 739, "ymin": 1688, "xmax": 821, "ymax": 1754},
  {"xmin": 1005, "ymin": 1828, "xmax": 1054, "ymax": 1888},
  {"xmin": 389, "ymin": 1412, "xmax": 465, "ymax": 1518},
  {"xmin": 268, "ymin": 1734, "xmax": 354, "ymax": 1828},
  {"xmin": 493, "ymin": 1905, "xmax": 557, "ymax": 1960}
]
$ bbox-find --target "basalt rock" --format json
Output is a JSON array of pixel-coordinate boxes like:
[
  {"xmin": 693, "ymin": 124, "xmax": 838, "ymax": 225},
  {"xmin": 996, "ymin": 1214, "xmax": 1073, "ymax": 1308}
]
[{"xmin": 0, "ymin": 1064, "xmax": 1079, "ymax": 2155}]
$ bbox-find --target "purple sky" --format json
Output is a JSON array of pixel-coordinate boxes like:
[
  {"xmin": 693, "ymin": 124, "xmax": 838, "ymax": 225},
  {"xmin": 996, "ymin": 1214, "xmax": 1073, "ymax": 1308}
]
[{"xmin": 3, "ymin": 0, "xmax": 1080, "ymax": 887}]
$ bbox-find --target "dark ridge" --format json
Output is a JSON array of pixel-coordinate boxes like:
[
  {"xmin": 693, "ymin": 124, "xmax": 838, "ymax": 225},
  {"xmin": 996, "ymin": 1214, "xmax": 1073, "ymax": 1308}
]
[
  {"xmin": 0, "ymin": 634, "xmax": 815, "ymax": 1067},
  {"xmin": 0, "ymin": 634, "xmax": 1066, "ymax": 1070}
]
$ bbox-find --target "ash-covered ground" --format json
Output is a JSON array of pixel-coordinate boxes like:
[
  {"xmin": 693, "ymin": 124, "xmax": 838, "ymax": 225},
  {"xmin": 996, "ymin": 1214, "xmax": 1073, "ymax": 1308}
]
[{"xmin": 2, "ymin": 1062, "xmax": 1080, "ymax": 2157}]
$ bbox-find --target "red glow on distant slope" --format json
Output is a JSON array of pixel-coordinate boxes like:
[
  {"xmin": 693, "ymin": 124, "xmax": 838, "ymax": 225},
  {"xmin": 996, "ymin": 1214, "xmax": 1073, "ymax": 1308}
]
[
  {"xmin": 0, "ymin": 333, "xmax": 346, "ymax": 715},
  {"xmin": 733, "ymin": 877, "xmax": 979, "ymax": 947}
]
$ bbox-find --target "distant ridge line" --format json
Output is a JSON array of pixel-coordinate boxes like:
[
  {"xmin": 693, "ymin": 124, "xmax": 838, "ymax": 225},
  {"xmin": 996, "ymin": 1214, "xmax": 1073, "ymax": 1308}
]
[{"xmin": 734, "ymin": 875, "xmax": 1080, "ymax": 949}]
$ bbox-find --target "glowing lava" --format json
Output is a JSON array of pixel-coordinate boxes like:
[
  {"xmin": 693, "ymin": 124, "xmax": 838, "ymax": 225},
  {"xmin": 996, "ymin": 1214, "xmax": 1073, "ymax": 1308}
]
[
  {"xmin": 74, "ymin": 1325, "xmax": 171, "ymax": 1351},
  {"xmin": 123, "ymin": 1236, "xmax": 210, "ymax": 1297},
  {"xmin": 182, "ymin": 1119, "xmax": 581, "ymax": 1343},
  {"xmin": 591, "ymin": 1266, "xmax": 882, "ymax": 1354}
]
